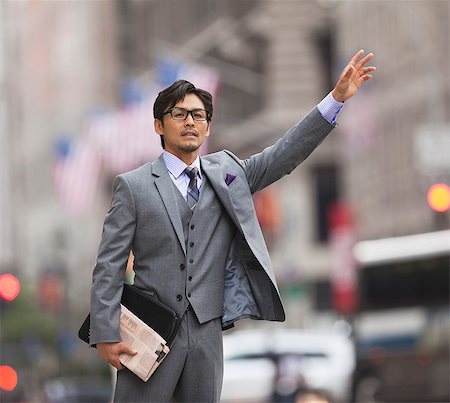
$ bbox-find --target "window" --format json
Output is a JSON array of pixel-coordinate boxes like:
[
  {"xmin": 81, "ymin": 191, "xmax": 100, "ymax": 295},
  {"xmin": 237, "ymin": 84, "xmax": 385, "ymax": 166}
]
[{"xmin": 312, "ymin": 165, "xmax": 340, "ymax": 243}]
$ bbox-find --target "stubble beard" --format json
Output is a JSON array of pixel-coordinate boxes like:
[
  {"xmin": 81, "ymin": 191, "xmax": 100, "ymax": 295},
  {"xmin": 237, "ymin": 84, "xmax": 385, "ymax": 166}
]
[{"xmin": 178, "ymin": 141, "xmax": 201, "ymax": 153}]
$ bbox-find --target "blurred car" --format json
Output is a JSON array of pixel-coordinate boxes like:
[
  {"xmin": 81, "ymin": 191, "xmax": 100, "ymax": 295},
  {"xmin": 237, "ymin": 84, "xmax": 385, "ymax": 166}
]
[
  {"xmin": 40, "ymin": 376, "xmax": 113, "ymax": 403},
  {"xmin": 221, "ymin": 329, "xmax": 355, "ymax": 403}
]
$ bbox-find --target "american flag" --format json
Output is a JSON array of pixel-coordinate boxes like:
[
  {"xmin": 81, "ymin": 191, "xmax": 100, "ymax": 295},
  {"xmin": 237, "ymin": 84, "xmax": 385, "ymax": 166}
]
[
  {"xmin": 53, "ymin": 136, "xmax": 101, "ymax": 216},
  {"xmin": 87, "ymin": 92, "xmax": 161, "ymax": 176}
]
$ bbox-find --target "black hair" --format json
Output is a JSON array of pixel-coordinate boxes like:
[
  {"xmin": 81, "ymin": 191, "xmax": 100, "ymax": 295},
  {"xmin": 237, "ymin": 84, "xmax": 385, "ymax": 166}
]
[{"xmin": 153, "ymin": 80, "xmax": 213, "ymax": 148}]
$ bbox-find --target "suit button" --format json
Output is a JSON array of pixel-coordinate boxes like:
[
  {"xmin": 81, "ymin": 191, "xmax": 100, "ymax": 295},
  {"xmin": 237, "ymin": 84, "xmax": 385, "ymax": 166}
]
[
  {"xmin": 189, "ymin": 258, "xmax": 194, "ymax": 263},
  {"xmin": 179, "ymin": 264, "xmax": 185, "ymax": 271},
  {"xmin": 189, "ymin": 242, "xmax": 194, "ymax": 247},
  {"xmin": 176, "ymin": 294, "xmax": 182, "ymax": 301},
  {"xmin": 187, "ymin": 292, "xmax": 191, "ymax": 297},
  {"xmin": 190, "ymin": 225, "xmax": 195, "ymax": 230},
  {"xmin": 188, "ymin": 276, "xmax": 192, "ymax": 281}
]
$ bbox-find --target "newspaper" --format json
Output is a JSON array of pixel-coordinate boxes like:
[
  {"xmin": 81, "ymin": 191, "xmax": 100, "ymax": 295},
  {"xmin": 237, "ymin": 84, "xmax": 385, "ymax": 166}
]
[{"xmin": 118, "ymin": 304, "xmax": 170, "ymax": 382}]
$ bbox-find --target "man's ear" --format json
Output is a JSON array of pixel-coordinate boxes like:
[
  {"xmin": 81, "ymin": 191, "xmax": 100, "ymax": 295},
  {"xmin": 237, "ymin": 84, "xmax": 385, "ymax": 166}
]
[
  {"xmin": 205, "ymin": 122, "xmax": 211, "ymax": 137},
  {"xmin": 154, "ymin": 119, "xmax": 164, "ymax": 135}
]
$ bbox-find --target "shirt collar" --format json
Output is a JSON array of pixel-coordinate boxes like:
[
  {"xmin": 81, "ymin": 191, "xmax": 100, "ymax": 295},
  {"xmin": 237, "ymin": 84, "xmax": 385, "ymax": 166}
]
[{"xmin": 162, "ymin": 151, "xmax": 202, "ymax": 179}]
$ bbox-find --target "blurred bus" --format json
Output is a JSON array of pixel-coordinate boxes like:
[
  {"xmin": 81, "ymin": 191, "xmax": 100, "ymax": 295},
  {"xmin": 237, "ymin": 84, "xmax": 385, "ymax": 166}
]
[{"xmin": 352, "ymin": 230, "xmax": 450, "ymax": 402}]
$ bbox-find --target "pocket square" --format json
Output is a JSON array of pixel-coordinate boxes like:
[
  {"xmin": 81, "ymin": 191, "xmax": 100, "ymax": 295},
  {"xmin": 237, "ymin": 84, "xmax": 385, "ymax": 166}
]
[{"xmin": 225, "ymin": 173, "xmax": 236, "ymax": 186}]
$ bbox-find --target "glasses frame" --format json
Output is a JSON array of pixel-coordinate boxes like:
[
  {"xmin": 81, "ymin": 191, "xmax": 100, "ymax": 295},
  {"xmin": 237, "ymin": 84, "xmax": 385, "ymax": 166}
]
[{"xmin": 163, "ymin": 107, "xmax": 210, "ymax": 122}]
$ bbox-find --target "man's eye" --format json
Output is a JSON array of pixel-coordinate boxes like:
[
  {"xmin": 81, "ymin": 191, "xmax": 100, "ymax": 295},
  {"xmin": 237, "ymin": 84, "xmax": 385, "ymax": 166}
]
[
  {"xmin": 193, "ymin": 111, "xmax": 206, "ymax": 119},
  {"xmin": 173, "ymin": 111, "xmax": 186, "ymax": 118}
]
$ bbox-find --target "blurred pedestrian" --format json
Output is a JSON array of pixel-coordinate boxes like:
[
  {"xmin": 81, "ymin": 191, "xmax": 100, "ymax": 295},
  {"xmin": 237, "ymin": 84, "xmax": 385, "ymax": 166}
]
[
  {"xmin": 272, "ymin": 354, "xmax": 306, "ymax": 402},
  {"xmin": 90, "ymin": 50, "xmax": 375, "ymax": 402}
]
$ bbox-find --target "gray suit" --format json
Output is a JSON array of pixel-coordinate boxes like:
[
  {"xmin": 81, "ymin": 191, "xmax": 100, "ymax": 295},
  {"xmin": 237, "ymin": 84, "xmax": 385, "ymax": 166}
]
[{"xmin": 90, "ymin": 107, "xmax": 334, "ymax": 402}]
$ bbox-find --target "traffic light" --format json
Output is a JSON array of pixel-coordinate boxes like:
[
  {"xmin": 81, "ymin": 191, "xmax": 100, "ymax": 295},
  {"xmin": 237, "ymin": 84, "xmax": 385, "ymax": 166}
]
[
  {"xmin": 0, "ymin": 274, "xmax": 20, "ymax": 302},
  {"xmin": 427, "ymin": 183, "xmax": 450, "ymax": 213},
  {"xmin": 0, "ymin": 365, "xmax": 17, "ymax": 392}
]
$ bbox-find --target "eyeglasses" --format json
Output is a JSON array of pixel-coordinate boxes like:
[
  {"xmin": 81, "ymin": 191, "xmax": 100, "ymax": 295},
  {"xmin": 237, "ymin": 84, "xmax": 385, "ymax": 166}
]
[{"xmin": 163, "ymin": 107, "xmax": 209, "ymax": 121}]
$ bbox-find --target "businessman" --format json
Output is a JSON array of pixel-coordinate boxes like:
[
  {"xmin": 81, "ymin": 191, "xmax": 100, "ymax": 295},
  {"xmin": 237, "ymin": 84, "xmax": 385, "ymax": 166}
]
[{"xmin": 90, "ymin": 50, "xmax": 375, "ymax": 402}]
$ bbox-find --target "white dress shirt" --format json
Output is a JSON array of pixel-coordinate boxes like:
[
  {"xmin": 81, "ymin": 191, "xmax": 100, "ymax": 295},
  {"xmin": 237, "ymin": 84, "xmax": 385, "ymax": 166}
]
[{"xmin": 162, "ymin": 151, "xmax": 202, "ymax": 199}]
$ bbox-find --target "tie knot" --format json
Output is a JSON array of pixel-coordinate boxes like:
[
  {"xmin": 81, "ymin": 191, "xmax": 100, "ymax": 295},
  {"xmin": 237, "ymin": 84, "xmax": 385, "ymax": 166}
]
[{"xmin": 184, "ymin": 166, "xmax": 198, "ymax": 180}]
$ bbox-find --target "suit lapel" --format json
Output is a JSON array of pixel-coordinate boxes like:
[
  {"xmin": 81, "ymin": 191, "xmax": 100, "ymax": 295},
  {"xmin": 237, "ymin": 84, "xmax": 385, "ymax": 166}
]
[
  {"xmin": 152, "ymin": 156, "xmax": 186, "ymax": 255},
  {"xmin": 202, "ymin": 157, "xmax": 272, "ymax": 274},
  {"xmin": 201, "ymin": 159, "xmax": 242, "ymax": 232}
]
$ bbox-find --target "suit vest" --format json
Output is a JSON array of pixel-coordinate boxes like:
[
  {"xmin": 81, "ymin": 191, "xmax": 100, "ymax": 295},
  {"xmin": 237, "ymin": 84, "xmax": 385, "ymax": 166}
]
[{"xmin": 170, "ymin": 175, "xmax": 237, "ymax": 323}]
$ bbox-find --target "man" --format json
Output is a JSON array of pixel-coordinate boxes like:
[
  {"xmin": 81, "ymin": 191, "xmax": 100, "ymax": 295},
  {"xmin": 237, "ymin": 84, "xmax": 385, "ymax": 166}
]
[{"xmin": 90, "ymin": 50, "xmax": 375, "ymax": 402}]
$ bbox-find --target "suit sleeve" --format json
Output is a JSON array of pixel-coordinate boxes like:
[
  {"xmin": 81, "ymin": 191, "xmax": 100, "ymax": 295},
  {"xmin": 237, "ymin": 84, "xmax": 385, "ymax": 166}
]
[
  {"xmin": 242, "ymin": 107, "xmax": 335, "ymax": 193},
  {"xmin": 90, "ymin": 175, "xmax": 136, "ymax": 346}
]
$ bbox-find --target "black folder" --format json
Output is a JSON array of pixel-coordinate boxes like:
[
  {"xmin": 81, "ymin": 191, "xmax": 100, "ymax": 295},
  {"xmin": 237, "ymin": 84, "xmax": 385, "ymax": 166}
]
[{"xmin": 78, "ymin": 283, "xmax": 181, "ymax": 347}]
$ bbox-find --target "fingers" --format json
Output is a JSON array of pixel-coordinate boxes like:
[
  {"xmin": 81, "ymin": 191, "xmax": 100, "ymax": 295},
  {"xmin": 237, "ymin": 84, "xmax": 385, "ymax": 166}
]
[
  {"xmin": 349, "ymin": 49, "xmax": 365, "ymax": 65},
  {"xmin": 356, "ymin": 53, "xmax": 374, "ymax": 69},
  {"xmin": 342, "ymin": 64, "xmax": 376, "ymax": 82},
  {"xmin": 360, "ymin": 74, "xmax": 373, "ymax": 83},
  {"xmin": 349, "ymin": 50, "xmax": 376, "ymax": 84},
  {"xmin": 115, "ymin": 343, "xmax": 137, "ymax": 370},
  {"xmin": 349, "ymin": 49, "xmax": 374, "ymax": 69},
  {"xmin": 359, "ymin": 66, "xmax": 376, "ymax": 75},
  {"xmin": 97, "ymin": 342, "xmax": 137, "ymax": 371},
  {"xmin": 120, "ymin": 343, "xmax": 138, "ymax": 357},
  {"xmin": 358, "ymin": 66, "xmax": 376, "ymax": 84}
]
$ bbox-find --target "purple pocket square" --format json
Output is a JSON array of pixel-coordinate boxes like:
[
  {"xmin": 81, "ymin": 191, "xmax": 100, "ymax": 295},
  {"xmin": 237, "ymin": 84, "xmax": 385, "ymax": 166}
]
[{"xmin": 225, "ymin": 173, "xmax": 236, "ymax": 186}]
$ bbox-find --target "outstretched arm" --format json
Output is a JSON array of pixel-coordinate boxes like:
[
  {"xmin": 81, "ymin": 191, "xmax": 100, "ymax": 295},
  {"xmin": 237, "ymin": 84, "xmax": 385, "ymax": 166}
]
[
  {"xmin": 242, "ymin": 50, "xmax": 375, "ymax": 192},
  {"xmin": 332, "ymin": 50, "xmax": 376, "ymax": 102}
]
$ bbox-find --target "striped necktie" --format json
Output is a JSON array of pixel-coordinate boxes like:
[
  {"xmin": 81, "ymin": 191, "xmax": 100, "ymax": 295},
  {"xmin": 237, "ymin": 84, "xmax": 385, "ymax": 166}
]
[{"xmin": 184, "ymin": 166, "xmax": 199, "ymax": 209}]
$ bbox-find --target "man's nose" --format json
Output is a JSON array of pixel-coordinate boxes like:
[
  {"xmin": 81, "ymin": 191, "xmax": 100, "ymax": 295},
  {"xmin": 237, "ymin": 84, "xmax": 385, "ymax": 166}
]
[{"xmin": 184, "ymin": 113, "xmax": 195, "ymax": 125}]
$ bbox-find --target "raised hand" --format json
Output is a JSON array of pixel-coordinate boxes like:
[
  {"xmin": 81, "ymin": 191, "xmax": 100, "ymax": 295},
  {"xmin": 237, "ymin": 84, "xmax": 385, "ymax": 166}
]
[{"xmin": 332, "ymin": 50, "xmax": 376, "ymax": 102}]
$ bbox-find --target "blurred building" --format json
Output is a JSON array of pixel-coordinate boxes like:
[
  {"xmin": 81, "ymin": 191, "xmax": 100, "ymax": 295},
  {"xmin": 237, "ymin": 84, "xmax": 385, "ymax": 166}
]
[
  {"xmin": 333, "ymin": 3, "xmax": 449, "ymax": 401},
  {"xmin": 0, "ymin": 1, "xmax": 122, "ymax": 399},
  {"xmin": 334, "ymin": 0, "xmax": 450, "ymax": 239},
  {"xmin": 0, "ymin": 1, "xmax": 119, "ymax": 299}
]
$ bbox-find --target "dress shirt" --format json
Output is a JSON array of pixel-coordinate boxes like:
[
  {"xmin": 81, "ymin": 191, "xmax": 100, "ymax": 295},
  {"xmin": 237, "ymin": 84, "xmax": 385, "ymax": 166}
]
[
  {"xmin": 162, "ymin": 151, "xmax": 203, "ymax": 199},
  {"xmin": 317, "ymin": 92, "xmax": 344, "ymax": 125}
]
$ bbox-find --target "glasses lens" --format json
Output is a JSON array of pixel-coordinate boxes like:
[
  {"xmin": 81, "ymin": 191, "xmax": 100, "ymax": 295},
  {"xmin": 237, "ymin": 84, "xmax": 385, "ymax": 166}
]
[
  {"xmin": 192, "ymin": 110, "xmax": 207, "ymax": 121},
  {"xmin": 171, "ymin": 108, "xmax": 188, "ymax": 120}
]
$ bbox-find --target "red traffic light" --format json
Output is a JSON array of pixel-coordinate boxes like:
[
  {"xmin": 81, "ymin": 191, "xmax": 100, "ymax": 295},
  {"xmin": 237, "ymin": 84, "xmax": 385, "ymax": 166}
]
[
  {"xmin": 0, "ymin": 365, "xmax": 18, "ymax": 391},
  {"xmin": 427, "ymin": 183, "xmax": 450, "ymax": 213},
  {"xmin": 0, "ymin": 274, "xmax": 20, "ymax": 301}
]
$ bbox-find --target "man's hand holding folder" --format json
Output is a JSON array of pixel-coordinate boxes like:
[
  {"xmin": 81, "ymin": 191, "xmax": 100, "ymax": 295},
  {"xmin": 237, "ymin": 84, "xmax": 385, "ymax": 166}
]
[
  {"xmin": 79, "ymin": 283, "xmax": 181, "ymax": 381},
  {"xmin": 97, "ymin": 338, "xmax": 137, "ymax": 371},
  {"xmin": 118, "ymin": 305, "xmax": 171, "ymax": 381}
]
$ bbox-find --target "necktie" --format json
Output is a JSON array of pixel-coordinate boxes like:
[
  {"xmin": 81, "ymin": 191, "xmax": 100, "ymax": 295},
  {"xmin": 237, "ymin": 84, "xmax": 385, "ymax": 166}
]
[{"xmin": 184, "ymin": 166, "xmax": 199, "ymax": 209}]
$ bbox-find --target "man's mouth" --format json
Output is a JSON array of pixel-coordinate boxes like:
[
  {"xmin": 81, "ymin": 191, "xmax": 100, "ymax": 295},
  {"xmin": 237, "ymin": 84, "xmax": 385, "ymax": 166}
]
[{"xmin": 182, "ymin": 131, "xmax": 198, "ymax": 137}]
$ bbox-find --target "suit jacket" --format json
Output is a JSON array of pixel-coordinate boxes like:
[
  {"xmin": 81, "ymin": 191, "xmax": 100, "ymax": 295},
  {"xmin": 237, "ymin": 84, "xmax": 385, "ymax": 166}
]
[{"xmin": 90, "ymin": 107, "xmax": 335, "ymax": 345}]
